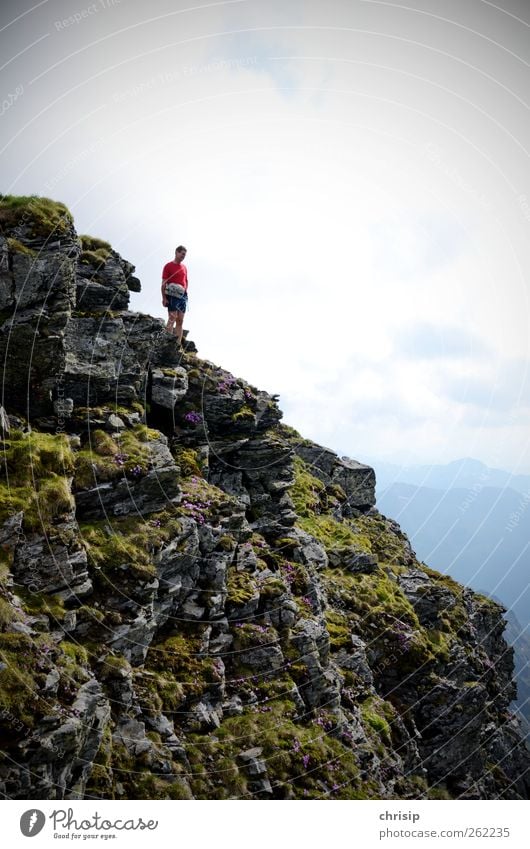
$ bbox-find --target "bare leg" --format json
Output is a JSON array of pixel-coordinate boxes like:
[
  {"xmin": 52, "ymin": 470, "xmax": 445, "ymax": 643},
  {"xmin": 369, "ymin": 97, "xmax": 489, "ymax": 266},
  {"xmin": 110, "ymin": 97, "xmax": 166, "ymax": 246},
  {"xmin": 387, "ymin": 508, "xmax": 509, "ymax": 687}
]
[
  {"xmin": 166, "ymin": 311, "xmax": 177, "ymax": 334},
  {"xmin": 175, "ymin": 311, "xmax": 184, "ymax": 344}
]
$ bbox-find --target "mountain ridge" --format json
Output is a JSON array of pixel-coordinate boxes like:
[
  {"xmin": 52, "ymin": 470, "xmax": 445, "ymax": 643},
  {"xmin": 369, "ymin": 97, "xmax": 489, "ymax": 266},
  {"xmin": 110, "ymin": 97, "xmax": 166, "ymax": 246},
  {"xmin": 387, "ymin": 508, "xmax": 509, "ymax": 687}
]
[{"xmin": 0, "ymin": 194, "xmax": 528, "ymax": 800}]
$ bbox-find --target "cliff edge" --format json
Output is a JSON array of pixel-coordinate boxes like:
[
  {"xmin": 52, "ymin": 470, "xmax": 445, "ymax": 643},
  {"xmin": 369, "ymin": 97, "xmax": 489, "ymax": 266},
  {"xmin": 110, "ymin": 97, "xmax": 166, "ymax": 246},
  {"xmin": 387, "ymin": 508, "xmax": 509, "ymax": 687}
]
[{"xmin": 0, "ymin": 195, "xmax": 528, "ymax": 800}]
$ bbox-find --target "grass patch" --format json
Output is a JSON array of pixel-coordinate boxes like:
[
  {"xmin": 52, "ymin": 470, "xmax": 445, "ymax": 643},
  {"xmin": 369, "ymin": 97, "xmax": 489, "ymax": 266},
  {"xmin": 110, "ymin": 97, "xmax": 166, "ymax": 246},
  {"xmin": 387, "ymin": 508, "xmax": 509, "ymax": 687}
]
[
  {"xmin": 0, "ymin": 194, "xmax": 73, "ymax": 239},
  {"xmin": 185, "ymin": 697, "xmax": 361, "ymax": 799},
  {"xmin": 73, "ymin": 426, "xmax": 158, "ymax": 490},
  {"xmin": 6, "ymin": 237, "xmax": 36, "ymax": 256},
  {"xmin": 290, "ymin": 456, "xmax": 371, "ymax": 549},
  {"xmin": 177, "ymin": 475, "xmax": 240, "ymax": 527},
  {"xmin": 80, "ymin": 234, "xmax": 112, "ymax": 254},
  {"xmin": 0, "ymin": 430, "xmax": 75, "ymax": 528}
]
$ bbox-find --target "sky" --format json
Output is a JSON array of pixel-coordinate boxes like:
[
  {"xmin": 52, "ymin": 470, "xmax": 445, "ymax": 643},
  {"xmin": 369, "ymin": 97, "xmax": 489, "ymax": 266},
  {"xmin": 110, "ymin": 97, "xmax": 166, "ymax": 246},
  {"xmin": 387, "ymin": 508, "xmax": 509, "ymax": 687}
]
[{"xmin": 1, "ymin": 0, "xmax": 530, "ymax": 474}]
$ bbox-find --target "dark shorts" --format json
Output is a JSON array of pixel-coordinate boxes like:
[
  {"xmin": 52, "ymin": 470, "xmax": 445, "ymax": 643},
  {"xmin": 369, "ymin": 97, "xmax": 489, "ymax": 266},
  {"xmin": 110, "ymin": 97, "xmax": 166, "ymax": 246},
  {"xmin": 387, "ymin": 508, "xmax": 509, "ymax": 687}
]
[{"xmin": 167, "ymin": 293, "xmax": 187, "ymax": 313}]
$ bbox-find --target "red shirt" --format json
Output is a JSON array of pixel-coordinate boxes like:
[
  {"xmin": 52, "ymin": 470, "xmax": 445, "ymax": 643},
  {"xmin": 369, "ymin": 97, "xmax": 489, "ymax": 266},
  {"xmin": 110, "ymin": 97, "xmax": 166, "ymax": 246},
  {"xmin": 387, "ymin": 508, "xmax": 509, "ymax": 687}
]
[{"xmin": 162, "ymin": 261, "xmax": 188, "ymax": 292}]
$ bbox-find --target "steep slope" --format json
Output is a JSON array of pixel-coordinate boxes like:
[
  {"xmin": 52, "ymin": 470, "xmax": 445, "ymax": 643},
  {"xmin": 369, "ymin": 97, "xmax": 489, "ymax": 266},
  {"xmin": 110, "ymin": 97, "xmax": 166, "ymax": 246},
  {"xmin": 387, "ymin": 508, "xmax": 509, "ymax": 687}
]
[{"xmin": 0, "ymin": 196, "xmax": 529, "ymax": 800}]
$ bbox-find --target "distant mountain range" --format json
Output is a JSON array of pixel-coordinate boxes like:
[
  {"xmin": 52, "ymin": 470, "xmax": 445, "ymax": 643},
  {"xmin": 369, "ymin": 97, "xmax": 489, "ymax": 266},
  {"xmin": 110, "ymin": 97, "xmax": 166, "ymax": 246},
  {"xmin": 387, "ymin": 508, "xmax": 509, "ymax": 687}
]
[
  {"xmin": 373, "ymin": 457, "xmax": 530, "ymax": 498},
  {"xmin": 373, "ymin": 457, "xmax": 530, "ymax": 735},
  {"xmin": 373, "ymin": 460, "xmax": 530, "ymax": 624}
]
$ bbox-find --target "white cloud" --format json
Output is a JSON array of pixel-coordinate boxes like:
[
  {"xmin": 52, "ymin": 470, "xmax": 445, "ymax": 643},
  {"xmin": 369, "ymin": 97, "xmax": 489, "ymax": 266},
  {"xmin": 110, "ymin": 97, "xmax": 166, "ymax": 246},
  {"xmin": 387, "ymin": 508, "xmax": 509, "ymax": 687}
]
[{"xmin": 2, "ymin": 0, "xmax": 530, "ymax": 472}]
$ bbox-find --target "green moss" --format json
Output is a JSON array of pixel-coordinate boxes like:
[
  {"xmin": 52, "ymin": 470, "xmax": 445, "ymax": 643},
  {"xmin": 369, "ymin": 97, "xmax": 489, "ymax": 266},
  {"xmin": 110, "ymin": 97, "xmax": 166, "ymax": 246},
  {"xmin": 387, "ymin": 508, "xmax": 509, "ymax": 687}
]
[
  {"xmin": 259, "ymin": 576, "xmax": 288, "ymax": 601},
  {"xmin": 0, "ymin": 430, "xmax": 75, "ymax": 529},
  {"xmin": 290, "ymin": 457, "xmax": 371, "ymax": 550},
  {"xmin": 81, "ymin": 521, "xmax": 158, "ymax": 580},
  {"xmin": 133, "ymin": 425, "xmax": 160, "ymax": 442},
  {"xmin": 361, "ymin": 697, "xmax": 392, "ymax": 742},
  {"xmin": 85, "ymin": 724, "xmax": 114, "ymax": 798},
  {"xmin": 320, "ymin": 565, "xmax": 441, "ymax": 674},
  {"xmin": 290, "ymin": 455, "xmax": 325, "ymax": 516},
  {"xmin": 275, "ymin": 423, "xmax": 305, "ymax": 442},
  {"xmin": 217, "ymin": 534, "xmax": 236, "ymax": 552},
  {"xmin": 232, "ymin": 405, "xmax": 254, "ymax": 422},
  {"xmin": 79, "ymin": 235, "xmax": 112, "ymax": 268},
  {"xmin": 187, "ymin": 697, "xmax": 361, "ymax": 799},
  {"xmin": 6, "ymin": 237, "xmax": 37, "ymax": 256},
  {"xmin": 227, "ymin": 571, "xmax": 257, "ymax": 605},
  {"xmin": 24, "ymin": 475, "xmax": 74, "ymax": 531},
  {"xmin": 354, "ymin": 514, "xmax": 412, "ymax": 567},
  {"xmin": 80, "ymin": 234, "xmax": 112, "ymax": 253},
  {"xmin": 427, "ymin": 786, "xmax": 451, "ymax": 800},
  {"xmin": 0, "ymin": 596, "xmax": 15, "ymax": 628},
  {"xmin": 177, "ymin": 475, "xmax": 239, "ymax": 527},
  {"xmin": 1, "ymin": 430, "xmax": 75, "ymax": 487},
  {"xmin": 424, "ymin": 628, "xmax": 451, "ymax": 661},
  {"xmin": 76, "ymin": 604, "xmax": 105, "ymax": 623},
  {"xmin": 412, "ymin": 566, "xmax": 468, "ymax": 634},
  {"xmin": 133, "ymin": 670, "xmax": 164, "ymax": 715},
  {"xmin": 172, "ymin": 446, "xmax": 202, "ymax": 477},
  {"xmin": 101, "ymin": 653, "xmax": 130, "ymax": 673},
  {"xmin": 14, "ymin": 587, "xmax": 66, "ymax": 622},
  {"xmin": 280, "ymin": 560, "xmax": 311, "ymax": 596},
  {"xmin": 91, "ymin": 430, "xmax": 118, "ymax": 456},
  {"xmin": 322, "ymin": 567, "xmax": 417, "ymax": 627},
  {"xmin": 232, "ymin": 622, "xmax": 276, "ymax": 650},
  {"xmin": 0, "ymin": 633, "xmax": 44, "ymax": 726},
  {"xmin": 74, "ymin": 425, "xmax": 156, "ymax": 490},
  {"xmin": 133, "ymin": 773, "xmax": 192, "ymax": 800},
  {"xmin": 144, "ymin": 635, "xmax": 221, "ymax": 714},
  {"xmin": 0, "ymin": 195, "xmax": 73, "ymax": 238},
  {"xmin": 59, "ymin": 641, "xmax": 89, "ymax": 666},
  {"xmin": 79, "ymin": 249, "xmax": 109, "ymax": 268},
  {"xmin": 325, "ymin": 609, "xmax": 352, "ymax": 650},
  {"xmin": 56, "ymin": 641, "xmax": 91, "ymax": 686},
  {"xmin": 80, "ymin": 510, "xmax": 183, "ymax": 582}
]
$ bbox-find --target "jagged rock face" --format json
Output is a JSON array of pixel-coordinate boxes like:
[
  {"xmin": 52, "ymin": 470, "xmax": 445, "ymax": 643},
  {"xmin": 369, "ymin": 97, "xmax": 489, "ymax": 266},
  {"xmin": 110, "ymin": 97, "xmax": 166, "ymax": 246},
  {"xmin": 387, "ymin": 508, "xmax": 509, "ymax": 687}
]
[
  {"xmin": 0, "ymin": 213, "xmax": 142, "ymax": 419},
  {"xmin": 293, "ymin": 442, "xmax": 376, "ymax": 513},
  {"xmin": 0, "ymin": 198, "xmax": 529, "ymax": 801}
]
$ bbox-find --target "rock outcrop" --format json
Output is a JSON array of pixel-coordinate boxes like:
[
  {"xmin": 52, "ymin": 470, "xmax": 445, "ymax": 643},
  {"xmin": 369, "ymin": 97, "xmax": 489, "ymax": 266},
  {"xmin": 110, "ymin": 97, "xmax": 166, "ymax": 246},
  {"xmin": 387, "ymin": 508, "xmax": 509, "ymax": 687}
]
[{"xmin": 0, "ymin": 195, "xmax": 528, "ymax": 800}]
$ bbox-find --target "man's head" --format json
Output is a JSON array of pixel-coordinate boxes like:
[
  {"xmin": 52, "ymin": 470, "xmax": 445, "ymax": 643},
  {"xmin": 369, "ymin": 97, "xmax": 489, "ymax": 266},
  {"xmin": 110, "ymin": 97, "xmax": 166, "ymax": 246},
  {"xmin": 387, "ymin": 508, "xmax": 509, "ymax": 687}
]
[{"xmin": 175, "ymin": 245, "xmax": 187, "ymax": 261}]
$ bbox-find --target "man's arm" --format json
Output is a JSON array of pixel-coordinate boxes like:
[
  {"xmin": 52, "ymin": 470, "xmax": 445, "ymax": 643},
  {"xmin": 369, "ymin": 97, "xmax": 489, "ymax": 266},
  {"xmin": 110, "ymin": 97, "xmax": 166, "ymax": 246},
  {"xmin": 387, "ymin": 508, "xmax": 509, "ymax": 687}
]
[{"xmin": 161, "ymin": 278, "xmax": 168, "ymax": 306}]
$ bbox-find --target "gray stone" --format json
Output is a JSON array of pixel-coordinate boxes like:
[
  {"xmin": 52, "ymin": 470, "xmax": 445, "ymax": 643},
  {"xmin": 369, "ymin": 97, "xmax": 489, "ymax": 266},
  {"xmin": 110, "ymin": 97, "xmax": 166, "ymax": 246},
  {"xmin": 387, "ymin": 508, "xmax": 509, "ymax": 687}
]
[
  {"xmin": 54, "ymin": 398, "xmax": 74, "ymax": 418},
  {"xmin": 151, "ymin": 367, "xmax": 188, "ymax": 410},
  {"xmin": 105, "ymin": 413, "xmax": 126, "ymax": 431},
  {"xmin": 328, "ymin": 548, "xmax": 378, "ymax": 573},
  {"xmin": 13, "ymin": 521, "xmax": 92, "ymax": 600},
  {"xmin": 237, "ymin": 747, "xmax": 267, "ymax": 775},
  {"xmin": 239, "ymin": 643, "xmax": 284, "ymax": 673},
  {"xmin": 113, "ymin": 718, "xmax": 152, "ymax": 756},
  {"xmin": 0, "ymin": 405, "xmax": 10, "ymax": 435}
]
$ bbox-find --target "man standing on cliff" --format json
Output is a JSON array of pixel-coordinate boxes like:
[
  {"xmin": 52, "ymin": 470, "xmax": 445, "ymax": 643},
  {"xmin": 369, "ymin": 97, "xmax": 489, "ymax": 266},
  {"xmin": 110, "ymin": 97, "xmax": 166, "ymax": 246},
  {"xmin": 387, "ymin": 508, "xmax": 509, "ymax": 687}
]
[{"xmin": 161, "ymin": 245, "xmax": 188, "ymax": 345}]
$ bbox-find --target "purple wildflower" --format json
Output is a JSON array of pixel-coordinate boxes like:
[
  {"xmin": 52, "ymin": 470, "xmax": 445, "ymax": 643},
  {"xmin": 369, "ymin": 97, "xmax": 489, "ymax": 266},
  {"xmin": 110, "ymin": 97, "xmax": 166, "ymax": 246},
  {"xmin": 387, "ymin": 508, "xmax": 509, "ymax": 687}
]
[{"xmin": 184, "ymin": 411, "xmax": 203, "ymax": 425}]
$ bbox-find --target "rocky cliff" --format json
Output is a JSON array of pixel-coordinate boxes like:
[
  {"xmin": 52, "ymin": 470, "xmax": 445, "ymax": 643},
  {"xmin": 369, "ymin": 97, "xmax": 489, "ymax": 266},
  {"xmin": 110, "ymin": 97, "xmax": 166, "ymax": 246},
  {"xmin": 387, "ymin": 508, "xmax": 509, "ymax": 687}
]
[{"xmin": 0, "ymin": 195, "xmax": 528, "ymax": 800}]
